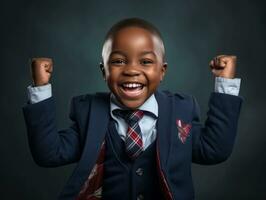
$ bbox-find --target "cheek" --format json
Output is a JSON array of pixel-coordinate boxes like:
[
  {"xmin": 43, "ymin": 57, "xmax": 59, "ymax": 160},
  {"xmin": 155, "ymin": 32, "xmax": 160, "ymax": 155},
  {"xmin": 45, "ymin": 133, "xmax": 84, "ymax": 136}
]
[
  {"xmin": 104, "ymin": 65, "xmax": 112, "ymax": 78},
  {"xmin": 106, "ymin": 68, "xmax": 120, "ymax": 86},
  {"xmin": 146, "ymin": 67, "xmax": 163, "ymax": 84}
]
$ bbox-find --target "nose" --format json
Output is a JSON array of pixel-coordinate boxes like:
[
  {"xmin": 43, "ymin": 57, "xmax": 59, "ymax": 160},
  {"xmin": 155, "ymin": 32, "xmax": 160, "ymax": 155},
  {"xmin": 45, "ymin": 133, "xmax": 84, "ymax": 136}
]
[{"xmin": 122, "ymin": 63, "xmax": 141, "ymax": 76}]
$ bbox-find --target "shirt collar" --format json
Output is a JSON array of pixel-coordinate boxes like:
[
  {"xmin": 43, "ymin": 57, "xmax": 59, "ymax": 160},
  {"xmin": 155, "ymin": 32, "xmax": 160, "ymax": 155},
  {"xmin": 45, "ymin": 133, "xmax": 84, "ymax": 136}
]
[{"xmin": 110, "ymin": 93, "xmax": 158, "ymax": 118}]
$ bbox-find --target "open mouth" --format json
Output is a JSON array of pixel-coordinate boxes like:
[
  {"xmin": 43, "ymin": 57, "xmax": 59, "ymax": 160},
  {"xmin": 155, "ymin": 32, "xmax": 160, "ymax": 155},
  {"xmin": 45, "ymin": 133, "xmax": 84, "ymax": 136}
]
[{"xmin": 119, "ymin": 82, "xmax": 145, "ymax": 98}]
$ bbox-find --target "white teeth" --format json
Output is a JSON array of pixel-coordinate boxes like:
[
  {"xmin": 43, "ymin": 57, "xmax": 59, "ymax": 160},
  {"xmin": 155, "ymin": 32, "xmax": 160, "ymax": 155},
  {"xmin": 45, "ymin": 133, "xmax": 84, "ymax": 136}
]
[{"xmin": 122, "ymin": 83, "xmax": 143, "ymax": 88}]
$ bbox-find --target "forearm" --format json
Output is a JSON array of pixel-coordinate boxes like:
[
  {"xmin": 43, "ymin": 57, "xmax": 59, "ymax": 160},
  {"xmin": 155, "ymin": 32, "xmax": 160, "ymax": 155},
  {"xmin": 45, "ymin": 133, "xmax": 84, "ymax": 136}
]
[
  {"xmin": 191, "ymin": 92, "xmax": 243, "ymax": 164},
  {"xmin": 22, "ymin": 96, "xmax": 81, "ymax": 167}
]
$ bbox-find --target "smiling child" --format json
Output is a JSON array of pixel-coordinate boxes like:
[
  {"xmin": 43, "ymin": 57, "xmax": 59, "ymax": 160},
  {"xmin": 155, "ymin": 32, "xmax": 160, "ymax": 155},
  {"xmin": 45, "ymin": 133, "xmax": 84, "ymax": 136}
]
[{"xmin": 23, "ymin": 18, "xmax": 243, "ymax": 200}]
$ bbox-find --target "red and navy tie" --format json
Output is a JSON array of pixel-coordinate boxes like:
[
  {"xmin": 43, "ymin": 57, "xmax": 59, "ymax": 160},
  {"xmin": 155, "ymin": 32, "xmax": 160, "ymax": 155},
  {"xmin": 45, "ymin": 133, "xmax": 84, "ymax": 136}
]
[{"xmin": 113, "ymin": 109, "xmax": 144, "ymax": 159}]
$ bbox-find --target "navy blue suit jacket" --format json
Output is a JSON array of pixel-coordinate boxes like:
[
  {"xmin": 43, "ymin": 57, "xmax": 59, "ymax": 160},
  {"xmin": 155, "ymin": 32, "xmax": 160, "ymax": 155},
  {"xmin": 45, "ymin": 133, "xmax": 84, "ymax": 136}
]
[{"xmin": 22, "ymin": 90, "xmax": 243, "ymax": 200}]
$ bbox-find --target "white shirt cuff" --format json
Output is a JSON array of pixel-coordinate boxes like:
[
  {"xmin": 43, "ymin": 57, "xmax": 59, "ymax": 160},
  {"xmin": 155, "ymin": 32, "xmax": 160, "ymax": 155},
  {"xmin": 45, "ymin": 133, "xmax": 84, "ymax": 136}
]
[
  {"xmin": 27, "ymin": 83, "xmax": 52, "ymax": 104},
  {"xmin": 214, "ymin": 77, "xmax": 241, "ymax": 96}
]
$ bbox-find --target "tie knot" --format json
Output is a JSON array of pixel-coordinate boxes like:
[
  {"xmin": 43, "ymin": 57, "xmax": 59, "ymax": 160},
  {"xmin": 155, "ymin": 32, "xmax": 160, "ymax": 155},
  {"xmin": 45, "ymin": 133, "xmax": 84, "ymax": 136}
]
[{"xmin": 113, "ymin": 109, "xmax": 144, "ymax": 124}]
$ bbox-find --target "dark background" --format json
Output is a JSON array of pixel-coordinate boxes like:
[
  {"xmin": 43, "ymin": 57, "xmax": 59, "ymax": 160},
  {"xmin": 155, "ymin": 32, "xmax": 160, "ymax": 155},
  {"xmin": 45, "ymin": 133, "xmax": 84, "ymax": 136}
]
[{"xmin": 1, "ymin": 0, "xmax": 265, "ymax": 199}]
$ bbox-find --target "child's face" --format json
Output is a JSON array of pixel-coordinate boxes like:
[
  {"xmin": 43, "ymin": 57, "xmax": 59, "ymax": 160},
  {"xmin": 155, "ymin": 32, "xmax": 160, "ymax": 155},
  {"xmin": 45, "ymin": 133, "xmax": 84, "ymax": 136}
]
[{"xmin": 102, "ymin": 27, "xmax": 167, "ymax": 109}]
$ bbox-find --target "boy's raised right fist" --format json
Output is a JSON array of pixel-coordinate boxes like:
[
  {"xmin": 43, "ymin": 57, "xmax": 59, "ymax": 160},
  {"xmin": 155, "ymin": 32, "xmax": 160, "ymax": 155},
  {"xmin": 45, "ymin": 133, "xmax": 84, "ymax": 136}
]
[{"xmin": 30, "ymin": 58, "xmax": 53, "ymax": 86}]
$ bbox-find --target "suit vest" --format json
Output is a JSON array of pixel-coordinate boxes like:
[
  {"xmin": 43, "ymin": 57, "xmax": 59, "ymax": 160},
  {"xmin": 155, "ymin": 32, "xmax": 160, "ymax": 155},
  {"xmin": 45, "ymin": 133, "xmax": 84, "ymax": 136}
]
[{"xmin": 102, "ymin": 119, "xmax": 164, "ymax": 200}]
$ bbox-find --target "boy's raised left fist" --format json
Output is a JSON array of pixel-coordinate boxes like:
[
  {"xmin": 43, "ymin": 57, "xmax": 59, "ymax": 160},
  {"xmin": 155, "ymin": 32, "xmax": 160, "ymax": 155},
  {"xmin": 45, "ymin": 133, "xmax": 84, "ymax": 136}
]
[
  {"xmin": 209, "ymin": 55, "xmax": 237, "ymax": 79},
  {"xmin": 30, "ymin": 57, "xmax": 53, "ymax": 86}
]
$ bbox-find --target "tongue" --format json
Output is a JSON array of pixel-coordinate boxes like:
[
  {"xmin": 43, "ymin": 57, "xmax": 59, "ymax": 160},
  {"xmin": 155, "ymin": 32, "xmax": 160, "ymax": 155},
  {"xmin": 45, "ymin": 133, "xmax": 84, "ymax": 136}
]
[
  {"xmin": 124, "ymin": 87, "xmax": 141, "ymax": 91},
  {"xmin": 122, "ymin": 86, "xmax": 143, "ymax": 98}
]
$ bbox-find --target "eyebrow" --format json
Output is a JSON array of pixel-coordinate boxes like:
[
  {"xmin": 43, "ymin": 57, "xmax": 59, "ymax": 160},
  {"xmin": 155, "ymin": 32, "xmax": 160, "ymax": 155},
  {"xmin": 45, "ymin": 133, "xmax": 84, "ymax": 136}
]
[
  {"xmin": 110, "ymin": 50, "xmax": 156, "ymax": 57},
  {"xmin": 110, "ymin": 50, "xmax": 126, "ymax": 57},
  {"xmin": 139, "ymin": 51, "xmax": 156, "ymax": 57}
]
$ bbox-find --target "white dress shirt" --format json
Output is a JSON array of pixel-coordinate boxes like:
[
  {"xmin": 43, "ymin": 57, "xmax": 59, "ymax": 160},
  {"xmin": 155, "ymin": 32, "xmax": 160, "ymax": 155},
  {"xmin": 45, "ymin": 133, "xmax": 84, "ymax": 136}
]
[{"xmin": 110, "ymin": 93, "xmax": 158, "ymax": 150}]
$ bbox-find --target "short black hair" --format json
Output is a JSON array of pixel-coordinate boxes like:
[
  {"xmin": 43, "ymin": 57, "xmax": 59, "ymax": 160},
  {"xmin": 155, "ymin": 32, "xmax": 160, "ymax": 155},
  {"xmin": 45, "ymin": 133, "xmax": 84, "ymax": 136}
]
[{"xmin": 101, "ymin": 17, "xmax": 166, "ymax": 63}]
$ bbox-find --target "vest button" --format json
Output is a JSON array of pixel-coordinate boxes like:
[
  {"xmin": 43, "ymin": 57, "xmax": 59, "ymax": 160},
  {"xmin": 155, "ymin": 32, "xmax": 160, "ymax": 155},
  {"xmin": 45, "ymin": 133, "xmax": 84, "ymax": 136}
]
[
  {"xmin": 137, "ymin": 194, "xmax": 144, "ymax": 200},
  {"xmin": 136, "ymin": 168, "xmax": 144, "ymax": 176}
]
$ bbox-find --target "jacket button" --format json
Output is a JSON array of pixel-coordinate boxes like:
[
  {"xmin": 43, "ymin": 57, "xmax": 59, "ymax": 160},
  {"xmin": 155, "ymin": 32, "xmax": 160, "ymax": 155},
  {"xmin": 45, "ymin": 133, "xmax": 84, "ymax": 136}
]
[
  {"xmin": 137, "ymin": 194, "xmax": 144, "ymax": 200},
  {"xmin": 136, "ymin": 168, "xmax": 144, "ymax": 176}
]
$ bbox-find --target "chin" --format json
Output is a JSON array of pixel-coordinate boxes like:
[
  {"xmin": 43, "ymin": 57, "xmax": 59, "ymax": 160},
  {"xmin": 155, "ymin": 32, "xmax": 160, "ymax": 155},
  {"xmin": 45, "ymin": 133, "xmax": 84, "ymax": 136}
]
[{"xmin": 119, "ymin": 99, "xmax": 145, "ymax": 110}]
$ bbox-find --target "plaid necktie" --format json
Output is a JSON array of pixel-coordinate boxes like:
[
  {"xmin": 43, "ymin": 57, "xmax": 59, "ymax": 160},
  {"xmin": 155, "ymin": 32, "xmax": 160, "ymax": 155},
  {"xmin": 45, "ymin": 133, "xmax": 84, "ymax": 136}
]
[{"xmin": 113, "ymin": 109, "xmax": 144, "ymax": 159}]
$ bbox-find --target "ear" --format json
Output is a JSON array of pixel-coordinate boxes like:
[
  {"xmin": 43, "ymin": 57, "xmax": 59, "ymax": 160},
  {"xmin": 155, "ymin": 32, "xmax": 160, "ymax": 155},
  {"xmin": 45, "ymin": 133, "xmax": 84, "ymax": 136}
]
[
  {"xmin": 160, "ymin": 62, "xmax": 168, "ymax": 81},
  {"xmin": 99, "ymin": 61, "xmax": 106, "ymax": 81}
]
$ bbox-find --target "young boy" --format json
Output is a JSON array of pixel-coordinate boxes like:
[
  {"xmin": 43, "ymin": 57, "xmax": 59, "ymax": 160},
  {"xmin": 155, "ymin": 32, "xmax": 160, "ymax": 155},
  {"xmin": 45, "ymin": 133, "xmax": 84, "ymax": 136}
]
[{"xmin": 23, "ymin": 18, "xmax": 243, "ymax": 200}]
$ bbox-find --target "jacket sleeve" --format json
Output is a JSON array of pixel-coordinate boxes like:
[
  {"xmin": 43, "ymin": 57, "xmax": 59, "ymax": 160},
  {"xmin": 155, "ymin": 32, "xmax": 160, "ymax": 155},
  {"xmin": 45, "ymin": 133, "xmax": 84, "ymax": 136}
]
[
  {"xmin": 22, "ymin": 96, "xmax": 83, "ymax": 167},
  {"xmin": 191, "ymin": 92, "xmax": 243, "ymax": 165}
]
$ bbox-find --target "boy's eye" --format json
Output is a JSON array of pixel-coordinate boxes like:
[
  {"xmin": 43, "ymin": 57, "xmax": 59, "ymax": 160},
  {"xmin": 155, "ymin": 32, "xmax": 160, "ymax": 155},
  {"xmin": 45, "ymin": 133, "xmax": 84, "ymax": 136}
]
[
  {"xmin": 140, "ymin": 59, "xmax": 153, "ymax": 65},
  {"xmin": 110, "ymin": 59, "xmax": 126, "ymax": 65}
]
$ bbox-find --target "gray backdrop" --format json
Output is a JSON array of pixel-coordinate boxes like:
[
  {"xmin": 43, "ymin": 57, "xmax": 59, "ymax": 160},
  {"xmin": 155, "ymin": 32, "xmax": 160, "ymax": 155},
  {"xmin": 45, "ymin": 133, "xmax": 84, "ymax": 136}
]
[{"xmin": 1, "ymin": 0, "xmax": 265, "ymax": 199}]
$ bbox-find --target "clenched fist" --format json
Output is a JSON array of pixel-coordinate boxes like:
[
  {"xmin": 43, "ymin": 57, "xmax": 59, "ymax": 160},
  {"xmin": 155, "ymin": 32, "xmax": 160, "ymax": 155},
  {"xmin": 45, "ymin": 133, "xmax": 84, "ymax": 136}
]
[
  {"xmin": 30, "ymin": 57, "xmax": 53, "ymax": 86},
  {"xmin": 209, "ymin": 55, "xmax": 237, "ymax": 79}
]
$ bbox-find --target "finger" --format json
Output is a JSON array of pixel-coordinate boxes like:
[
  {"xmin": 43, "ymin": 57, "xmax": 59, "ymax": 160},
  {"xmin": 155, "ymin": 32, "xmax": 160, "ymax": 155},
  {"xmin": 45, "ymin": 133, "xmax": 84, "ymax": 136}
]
[
  {"xmin": 214, "ymin": 57, "xmax": 226, "ymax": 68},
  {"xmin": 221, "ymin": 55, "xmax": 237, "ymax": 64},
  {"xmin": 211, "ymin": 68, "xmax": 222, "ymax": 76},
  {"xmin": 218, "ymin": 60, "xmax": 226, "ymax": 67},
  {"xmin": 212, "ymin": 63, "xmax": 224, "ymax": 70},
  {"xmin": 49, "ymin": 64, "xmax": 53, "ymax": 73},
  {"xmin": 45, "ymin": 63, "xmax": 53, "ymax": 73},
  {"xmin": 209, "ymin": 60, "xmax": 214, "ymax": 69}
]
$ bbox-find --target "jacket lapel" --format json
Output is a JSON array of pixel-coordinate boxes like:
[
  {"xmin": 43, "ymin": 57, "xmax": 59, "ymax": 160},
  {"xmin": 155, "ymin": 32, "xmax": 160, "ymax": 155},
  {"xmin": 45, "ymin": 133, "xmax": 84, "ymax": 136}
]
[
  {"xmin": 82, "ymin": 92, "xmax": 110, "ymax": 165},
  {"xmin": 155, "ymin": 90, "xmax": 174, "ymax": 169},
  {"xmin": 77, "ymin": 93, "xmax": 110, "ymax": 194},
  {"xmin": 154, "ymin": 90, "xmax": 175, "ymax": 200}
]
